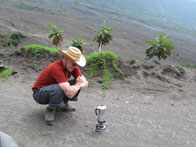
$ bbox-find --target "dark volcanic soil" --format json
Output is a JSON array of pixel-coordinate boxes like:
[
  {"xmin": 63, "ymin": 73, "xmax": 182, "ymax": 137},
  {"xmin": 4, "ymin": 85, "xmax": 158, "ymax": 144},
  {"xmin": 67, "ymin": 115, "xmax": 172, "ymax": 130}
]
[{"xmin": 0, "ymin": 49, "xmax": 196, "ymax": 147}]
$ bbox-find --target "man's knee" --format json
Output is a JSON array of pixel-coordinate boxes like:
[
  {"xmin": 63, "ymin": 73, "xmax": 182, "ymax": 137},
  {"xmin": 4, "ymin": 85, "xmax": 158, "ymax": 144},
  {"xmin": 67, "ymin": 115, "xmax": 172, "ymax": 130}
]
[{"xmin": 33, "ymin": 84, "xmax": 64, "ymax": 104}]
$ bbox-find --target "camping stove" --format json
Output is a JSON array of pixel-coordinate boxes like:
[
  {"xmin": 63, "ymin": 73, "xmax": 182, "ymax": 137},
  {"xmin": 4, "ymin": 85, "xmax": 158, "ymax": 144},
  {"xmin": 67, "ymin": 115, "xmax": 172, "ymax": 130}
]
[{"xmin": 95, "ymin": 105, "xmax": 107, "ymax": 132}]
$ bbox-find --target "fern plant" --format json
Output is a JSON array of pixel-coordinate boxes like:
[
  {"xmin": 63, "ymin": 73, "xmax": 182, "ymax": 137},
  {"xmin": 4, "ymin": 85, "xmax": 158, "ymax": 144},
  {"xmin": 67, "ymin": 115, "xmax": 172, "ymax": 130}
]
[
  {"xmin": 145, "ymin": 34, "xmax": 174, "ymax": 60},
  {"xmin": 86, "ymin": 51, "xmax": 124, "ymax": 95}
]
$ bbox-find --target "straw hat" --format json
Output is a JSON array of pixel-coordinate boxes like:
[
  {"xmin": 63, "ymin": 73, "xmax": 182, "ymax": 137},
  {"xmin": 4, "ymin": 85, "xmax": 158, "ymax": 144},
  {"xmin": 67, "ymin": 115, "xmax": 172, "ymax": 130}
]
[{"xmin": 60, "ymin": 46, "xmax": 86, "ymax": 67}]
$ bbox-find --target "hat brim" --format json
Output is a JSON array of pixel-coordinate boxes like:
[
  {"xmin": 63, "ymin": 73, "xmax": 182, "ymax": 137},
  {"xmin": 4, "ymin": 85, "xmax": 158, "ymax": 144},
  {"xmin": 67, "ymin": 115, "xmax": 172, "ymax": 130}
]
[{"xmin": 60, "ymin": 50, "xmax": 86, "ymax": 67}]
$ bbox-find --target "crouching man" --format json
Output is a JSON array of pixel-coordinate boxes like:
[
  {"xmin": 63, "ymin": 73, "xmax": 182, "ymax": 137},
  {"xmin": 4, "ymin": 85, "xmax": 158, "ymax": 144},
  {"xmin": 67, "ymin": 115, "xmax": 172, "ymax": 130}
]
[{"xmin": 32, "ymin": 46, "xmax": 88, "ymax": 125}]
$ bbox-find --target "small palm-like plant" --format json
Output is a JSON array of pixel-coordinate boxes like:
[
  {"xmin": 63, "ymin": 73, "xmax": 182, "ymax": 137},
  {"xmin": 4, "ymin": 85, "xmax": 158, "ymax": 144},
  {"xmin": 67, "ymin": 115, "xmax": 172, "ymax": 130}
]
[
  {"xmin": 93, "ymin": 21, "xmax": 114, "ymax": 52},
  {"xmin": 145, "ymin": 34, "xmax": 174, "ymax": 60},
  {"xmin": 48, "ymin": 23, "xmax": 64, "ymax": 49},
  {"xmin": 71, "ymin": 37, "xmax": 86, "ymax": 53}
]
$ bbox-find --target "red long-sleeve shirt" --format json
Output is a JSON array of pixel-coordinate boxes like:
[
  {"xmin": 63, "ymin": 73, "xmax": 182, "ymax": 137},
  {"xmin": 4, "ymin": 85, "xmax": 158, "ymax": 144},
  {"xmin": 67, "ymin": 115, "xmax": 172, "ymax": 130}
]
[{"xmin": 32, "ymin": 59, "xmax": 82, "ymax": 92}]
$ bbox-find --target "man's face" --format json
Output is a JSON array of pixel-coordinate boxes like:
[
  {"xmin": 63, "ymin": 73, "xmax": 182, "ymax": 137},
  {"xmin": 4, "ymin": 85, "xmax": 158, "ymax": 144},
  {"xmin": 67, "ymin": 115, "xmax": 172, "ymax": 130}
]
[{"xmin": 65, "ymin": 58, "xmax": 77, "ymax": 72}]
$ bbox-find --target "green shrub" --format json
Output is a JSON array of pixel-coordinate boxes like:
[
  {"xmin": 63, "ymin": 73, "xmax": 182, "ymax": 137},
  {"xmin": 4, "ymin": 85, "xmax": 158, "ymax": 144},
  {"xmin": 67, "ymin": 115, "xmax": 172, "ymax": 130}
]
[
  {"xmin": 86, "ymin": 51, "xmax": 124, "ymax": 95},
  {"xmin": 145, "ymin": 34, "xmax": 174, "ymax": 60},
  {"xmin": 0, "ymin": 31, "xmax": 25, "ymax": 47},
  {"xmin": 71, "ymin": 37, "xmax": 86, "ymax": 53},
  {"xmin": 0, "ymin": 69, "xmax": 13, "ymax": 82},
  {"xmin": 24, "ymin": 44, "xmax": 59, "ymax": 65}
]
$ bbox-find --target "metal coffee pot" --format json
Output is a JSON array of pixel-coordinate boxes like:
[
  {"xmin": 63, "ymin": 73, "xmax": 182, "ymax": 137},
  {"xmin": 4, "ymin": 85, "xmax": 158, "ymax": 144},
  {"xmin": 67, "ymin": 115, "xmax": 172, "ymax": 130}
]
[{"xmin": 95, "ymin": 105, "xmax": 107, "ymax": 132}]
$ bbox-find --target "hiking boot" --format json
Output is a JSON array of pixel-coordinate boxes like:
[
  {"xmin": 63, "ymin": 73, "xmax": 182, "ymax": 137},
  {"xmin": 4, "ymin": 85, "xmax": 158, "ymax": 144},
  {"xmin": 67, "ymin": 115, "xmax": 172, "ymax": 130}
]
[
  {"xmin": 56, "ymin": 103, "xmax": 76, "ymax": 112},
  {"xmin": 45, "ymin": 106, "xmax": 56, "ymax": 125}
]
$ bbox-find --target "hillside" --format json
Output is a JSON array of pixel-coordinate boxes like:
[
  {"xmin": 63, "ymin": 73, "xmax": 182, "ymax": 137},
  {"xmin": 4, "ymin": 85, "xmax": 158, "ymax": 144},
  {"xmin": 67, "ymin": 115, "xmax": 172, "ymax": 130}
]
[
  {"xmin": 0, "ymin": 1, "xmax": 196, "ymax": 63},
  {"xmin": 77, "ymin": 0, "xmax": 196, "ymax": 32},
  {"xmin": 2, "ymin": 0, "xmax": 196, "ymax": 36}
]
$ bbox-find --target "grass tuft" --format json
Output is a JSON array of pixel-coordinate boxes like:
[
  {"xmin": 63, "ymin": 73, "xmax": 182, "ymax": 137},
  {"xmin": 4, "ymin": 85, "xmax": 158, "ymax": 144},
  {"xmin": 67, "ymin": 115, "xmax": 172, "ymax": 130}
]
[
  {"xmin": 180, "ymin": 62, "xmax": 196, "ymax": 69},
  {"xmin": 24, "ymin": 44, "xmax": 59, "ymax": 65},
  {"xmin": 0, "ymin": 69, "xmax": 13, "ymax": 83}
]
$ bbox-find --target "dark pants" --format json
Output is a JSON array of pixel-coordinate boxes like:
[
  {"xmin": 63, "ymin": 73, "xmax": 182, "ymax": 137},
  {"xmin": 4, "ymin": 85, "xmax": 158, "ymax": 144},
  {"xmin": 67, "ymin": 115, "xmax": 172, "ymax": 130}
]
[{"xmin": 33, "ymin": 79, "xmax": 79, "ymax": 108}]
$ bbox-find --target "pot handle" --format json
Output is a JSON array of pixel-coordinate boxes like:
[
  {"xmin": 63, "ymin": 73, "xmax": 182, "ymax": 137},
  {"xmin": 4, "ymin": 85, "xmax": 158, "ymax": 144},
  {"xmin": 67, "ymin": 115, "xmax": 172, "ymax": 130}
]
[{"xmin": 95, "ymin": 108, "xmax": 99, "ymax": 115}]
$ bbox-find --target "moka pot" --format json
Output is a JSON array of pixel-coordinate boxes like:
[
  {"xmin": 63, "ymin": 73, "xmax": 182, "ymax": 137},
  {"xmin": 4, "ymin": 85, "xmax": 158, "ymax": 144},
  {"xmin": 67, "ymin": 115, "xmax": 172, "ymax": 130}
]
[{"xmin": 95, "ymin": 105, "xmax": 107, "ymax": 132}]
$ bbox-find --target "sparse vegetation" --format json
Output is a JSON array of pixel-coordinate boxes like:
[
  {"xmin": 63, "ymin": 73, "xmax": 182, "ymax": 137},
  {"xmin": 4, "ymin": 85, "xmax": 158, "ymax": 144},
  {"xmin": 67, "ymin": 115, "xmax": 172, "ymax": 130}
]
[
  {"xmin": 48, "ymin": 23, "xmax": 64, "ymax": 49},
  {"xmin": 93, "ymin": 21, "xmax": 114, "ymax": 52},
  {"xmin": 136, "ymin": 59, "xmax": 141, "ymax": 63},
  {"xmin": 0, "ymin": 31, "xmax": 25, "ymax": 47},
  {"xmin": 86, "ymin": 51, "xmax": 124, "ymax": 95},
  {"xmin": 0, "ymin": 69, "xmax": 13, "ymax": 83},
  {"xmin": 180, "ymin": 62, "xmax": 196, "ymax": 69},
  {"xmin": 13, "ymin": 2, "xmax": 68, "ymax": 16},
  {"xmin": 145, "ymin": 34, "xmax": 174, "ymax": 60},
  {"xmin": 71, "ymin": 37, "xmax": 86, "ymax": 53},
  {"xmin": 14, "ymin": 2, "xmax": 43, "ymax": 12},
  {"xmin": 24, "ymin": 44, "xmax": 59, "ymax": 65}
]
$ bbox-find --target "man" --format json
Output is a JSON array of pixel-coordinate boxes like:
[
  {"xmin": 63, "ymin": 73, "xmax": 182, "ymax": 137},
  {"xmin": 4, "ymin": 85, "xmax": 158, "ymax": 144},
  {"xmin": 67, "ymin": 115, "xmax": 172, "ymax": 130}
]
[{"xmin": 32, "ymin": 46, "xmax": 88, "ymax": 125}]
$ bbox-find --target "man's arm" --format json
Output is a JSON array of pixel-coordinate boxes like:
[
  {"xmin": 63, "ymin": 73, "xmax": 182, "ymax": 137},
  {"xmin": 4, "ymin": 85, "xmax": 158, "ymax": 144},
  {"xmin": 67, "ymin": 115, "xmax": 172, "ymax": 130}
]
[
  {"xmin": 58, "ymin": 82, "xmax": 80, "ymax": 98},
  {"xmin": 76, "ymin": 75, "xmax": 88, "ymax": 89},
  {"xmin": 58, "ymin": 75, "xmax": 88, "ymax": 98}
]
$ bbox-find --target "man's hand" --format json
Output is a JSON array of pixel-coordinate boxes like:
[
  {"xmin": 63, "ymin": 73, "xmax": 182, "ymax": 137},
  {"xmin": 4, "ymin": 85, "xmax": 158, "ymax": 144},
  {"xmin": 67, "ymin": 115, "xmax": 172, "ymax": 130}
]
[
  {"xmin": 65, "ymin": 85, "xmax": 80, "ymax": 98},
  {"xmin": 76, "ymin": 76, "xmax": 84, "ymax": 85},
  {"xmin": 76, "ymin": 76, "xmax": 88, "ymax": 89},
  {"xmin": 58, "ymin": 76, "xmax": 88, "ymax": 98},
  {"xmin": 58, "ymin": 82, "xmax": 80, "ymax": 98}
]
